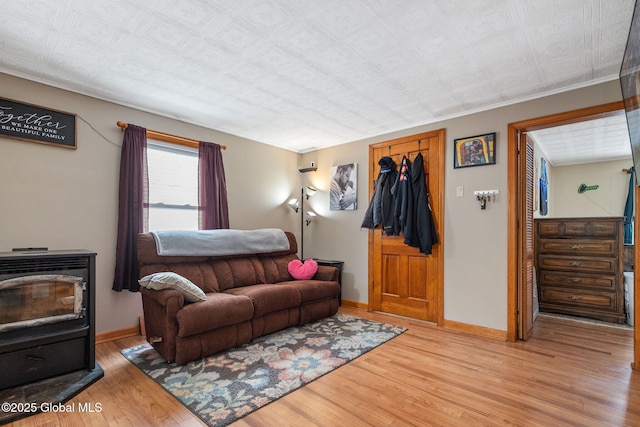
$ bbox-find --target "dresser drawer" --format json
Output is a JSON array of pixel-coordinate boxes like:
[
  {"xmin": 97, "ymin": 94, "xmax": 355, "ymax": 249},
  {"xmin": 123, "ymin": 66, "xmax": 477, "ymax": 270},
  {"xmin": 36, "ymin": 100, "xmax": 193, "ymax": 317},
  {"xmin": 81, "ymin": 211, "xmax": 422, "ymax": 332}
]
[
  {"xmin": 537, "ymin": 254, "xmax": 617, "ymax": 274},
  {"xmin": 537, "ymin": 270, "xmax": 617, "ymax": 291},
  {"xmin": 538, "ymin": 287, "xmax": 618, "ymax": 311},
  {"xmin": 537, "ymin": 239, "xmax": 617, "ymax": 256},
  {"xmin": 537, "ymin": 220, "xmax": 619, "ymax": 238}
]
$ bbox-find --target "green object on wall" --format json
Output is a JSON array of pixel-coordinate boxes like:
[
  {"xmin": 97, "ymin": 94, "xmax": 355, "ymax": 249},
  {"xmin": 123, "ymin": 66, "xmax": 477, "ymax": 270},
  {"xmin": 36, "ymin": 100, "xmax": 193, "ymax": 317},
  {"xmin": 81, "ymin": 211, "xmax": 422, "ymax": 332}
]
[{"xmin": 577, "ymin": 183, "xmax": 599, "ymax": 194}]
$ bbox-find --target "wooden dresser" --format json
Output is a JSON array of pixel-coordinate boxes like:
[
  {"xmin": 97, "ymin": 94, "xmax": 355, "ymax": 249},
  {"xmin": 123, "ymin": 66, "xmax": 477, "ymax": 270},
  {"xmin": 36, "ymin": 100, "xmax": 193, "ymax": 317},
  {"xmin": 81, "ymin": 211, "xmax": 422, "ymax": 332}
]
[{"xmin": 535, "ymin": 216, "xmax": 625, "ymax": 324}]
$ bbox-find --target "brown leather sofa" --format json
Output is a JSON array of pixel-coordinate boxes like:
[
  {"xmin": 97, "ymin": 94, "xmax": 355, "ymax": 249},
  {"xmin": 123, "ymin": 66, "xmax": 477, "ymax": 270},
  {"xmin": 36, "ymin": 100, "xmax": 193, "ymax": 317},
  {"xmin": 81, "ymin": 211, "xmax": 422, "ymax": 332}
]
[{"xmin": 136, "ymin": 231, "xmax": 340, "ymax": 365}]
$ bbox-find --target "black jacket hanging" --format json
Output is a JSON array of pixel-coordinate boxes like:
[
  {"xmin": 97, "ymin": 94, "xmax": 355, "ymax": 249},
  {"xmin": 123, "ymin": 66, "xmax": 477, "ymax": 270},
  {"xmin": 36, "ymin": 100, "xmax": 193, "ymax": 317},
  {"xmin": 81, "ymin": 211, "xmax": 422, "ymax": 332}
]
[
  {"xmin": 361, "ymin": 156, "xmax": 400, "ymax": 235},
  {"xmin": 391, "ymin": 155, "xmax": 413, "ymax": 237},
  {"xmin": 407, "ymin": 152, "xmax": 438, "ymax": 254}
]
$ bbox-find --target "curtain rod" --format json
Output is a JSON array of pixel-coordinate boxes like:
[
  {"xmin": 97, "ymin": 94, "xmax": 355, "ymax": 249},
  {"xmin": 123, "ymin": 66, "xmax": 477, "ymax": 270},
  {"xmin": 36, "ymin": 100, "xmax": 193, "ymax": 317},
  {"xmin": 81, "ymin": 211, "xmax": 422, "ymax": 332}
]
[{"xmin": 116, "ymin": 121, "xmax": 226, "ymax": 150}]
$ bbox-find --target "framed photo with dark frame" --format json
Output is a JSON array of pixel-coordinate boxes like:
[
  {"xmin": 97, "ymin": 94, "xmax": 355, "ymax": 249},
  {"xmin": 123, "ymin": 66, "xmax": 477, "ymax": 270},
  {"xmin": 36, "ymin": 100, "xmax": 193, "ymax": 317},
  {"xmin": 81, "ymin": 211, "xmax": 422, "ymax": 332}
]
[{"xmin": 453, "ymin": 132, "xmax": 496, "ymax": 169}]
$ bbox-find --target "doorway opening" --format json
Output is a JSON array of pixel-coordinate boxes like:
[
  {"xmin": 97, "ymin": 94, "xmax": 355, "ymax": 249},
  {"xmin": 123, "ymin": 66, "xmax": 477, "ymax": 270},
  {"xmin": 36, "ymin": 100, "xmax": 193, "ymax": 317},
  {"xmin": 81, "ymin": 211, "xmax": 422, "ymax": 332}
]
[{"xmin": 507, "ymin": 101, "xmax": 638, "ymax": 368}]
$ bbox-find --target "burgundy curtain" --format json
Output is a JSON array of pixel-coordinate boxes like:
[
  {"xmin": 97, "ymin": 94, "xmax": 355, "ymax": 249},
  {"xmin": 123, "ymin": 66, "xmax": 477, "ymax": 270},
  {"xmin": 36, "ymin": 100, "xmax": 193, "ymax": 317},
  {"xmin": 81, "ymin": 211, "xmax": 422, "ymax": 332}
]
[
  {"xmin": 198, "ymin": 141, "xmax": 229, "ymax": 229},
  {"xmin": 112, "ymin": 124, "xmax": 148, "ymax": 292}
]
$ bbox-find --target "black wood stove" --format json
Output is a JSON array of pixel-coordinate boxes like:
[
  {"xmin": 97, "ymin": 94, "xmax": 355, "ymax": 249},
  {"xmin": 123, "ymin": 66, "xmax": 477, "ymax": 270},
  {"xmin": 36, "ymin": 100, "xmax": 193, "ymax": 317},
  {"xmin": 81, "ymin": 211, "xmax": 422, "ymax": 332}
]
[{"xmin": 0, "ymin": 249, "xmax": 103, "ymax": 423}]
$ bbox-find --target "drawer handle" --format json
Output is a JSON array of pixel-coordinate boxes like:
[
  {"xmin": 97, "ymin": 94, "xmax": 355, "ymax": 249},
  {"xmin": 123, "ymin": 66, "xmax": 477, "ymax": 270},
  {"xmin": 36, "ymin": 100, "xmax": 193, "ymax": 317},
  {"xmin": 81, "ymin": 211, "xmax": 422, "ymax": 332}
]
[
  {"xmin": 25, "ymin": 355, "xmax": 44, "ymax": 362},
  {"xmin": 571, "ymin": 244, "xmax": 584, "ymax": 249},
  {"xmin": 568, "ymin": 261, "xmax": 582, "ymax": 266},
  {"xmin": 570, "ymin": 277, "xmax": 582, "ymax": 282},
  {"xmin": 568, "ymin": 295, "xmax": 582, "ymax": 301}
]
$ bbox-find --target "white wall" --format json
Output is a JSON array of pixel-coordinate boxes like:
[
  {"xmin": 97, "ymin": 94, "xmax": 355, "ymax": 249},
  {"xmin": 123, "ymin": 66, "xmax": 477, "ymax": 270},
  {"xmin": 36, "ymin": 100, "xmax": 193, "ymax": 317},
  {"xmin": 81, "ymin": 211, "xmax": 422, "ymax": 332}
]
[
  {"xmin": 0, "ymin": 72, "xmax": 624, "ymax": 335},
  {"xmin": 304, "ymin": 79, "xmax": 624, "ymax": 331},
  {"xmin": 0, "ymin": 72, "xmax": 299, "ymax": 334},
  {"xmin": 549, "ymin": 159, "xmax": 633, "ymax": 218}
]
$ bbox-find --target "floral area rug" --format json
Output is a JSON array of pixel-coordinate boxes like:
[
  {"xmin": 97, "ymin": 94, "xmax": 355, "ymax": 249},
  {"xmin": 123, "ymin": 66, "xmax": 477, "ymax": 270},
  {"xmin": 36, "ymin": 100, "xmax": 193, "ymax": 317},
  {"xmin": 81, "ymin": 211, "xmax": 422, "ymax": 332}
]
[{"xmin": 121, "ymin": 313, "xmax": 406, "ymax": 426}]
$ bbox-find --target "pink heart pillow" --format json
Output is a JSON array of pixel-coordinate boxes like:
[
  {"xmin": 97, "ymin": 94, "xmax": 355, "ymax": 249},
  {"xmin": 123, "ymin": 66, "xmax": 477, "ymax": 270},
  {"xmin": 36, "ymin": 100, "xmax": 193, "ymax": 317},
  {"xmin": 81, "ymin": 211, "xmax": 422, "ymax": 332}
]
[{"xmin": 288, "ymin": 259, "xmax": 318, "ymax": 280}]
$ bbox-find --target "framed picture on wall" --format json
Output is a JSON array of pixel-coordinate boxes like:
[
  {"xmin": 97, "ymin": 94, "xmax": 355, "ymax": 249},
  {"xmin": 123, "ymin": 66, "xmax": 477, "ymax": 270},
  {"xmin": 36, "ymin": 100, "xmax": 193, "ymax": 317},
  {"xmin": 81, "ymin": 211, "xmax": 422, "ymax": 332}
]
[
  {"xmin": 453, "ymin": 132, "xmax": 496, "ymax": 168},
  {"xmin": 329, "ymin": 163, "xmax": 357, "ymax": 210}
]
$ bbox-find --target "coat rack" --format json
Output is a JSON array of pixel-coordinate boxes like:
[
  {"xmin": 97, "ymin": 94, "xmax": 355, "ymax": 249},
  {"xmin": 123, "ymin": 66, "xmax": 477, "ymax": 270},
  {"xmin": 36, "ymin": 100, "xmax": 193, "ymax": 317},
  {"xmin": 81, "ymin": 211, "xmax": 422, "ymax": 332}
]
[{"xmin": 474, "ymin": 189, "xmax": 499, "ymax": 210}]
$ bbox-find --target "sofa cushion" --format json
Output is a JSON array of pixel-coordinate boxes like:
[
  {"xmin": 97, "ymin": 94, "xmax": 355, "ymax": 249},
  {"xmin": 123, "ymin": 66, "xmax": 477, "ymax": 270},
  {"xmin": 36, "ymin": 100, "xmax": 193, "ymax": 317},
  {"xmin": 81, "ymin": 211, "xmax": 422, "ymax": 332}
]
[
  {"xmin": 276, "ymin": 280, "xmax": 340, "ymax": 303},
  {"xmin": 260, "ymin": 254, "xmax": 298, "ymax": 283},
  {"xmin": 177, "ymin": 293, "xmax": 254, "ymax": 337},
  {"xmin": 138, "ymin": 272, "xmax": 207, "ymax": 303},
  {"xmin": 224, "ymin": 284, "xmax": 301, "ymax": 317},
  {"xmin": 287, "ymin": 259, "xmax": 318, "ymax": 280},
  {"xmin": 211, "ymin": 257, "xmax": 267, "ymax": 291},
  {"xmin": 230, "ymin": 257, "xmax": 267, "ymax": 287}
]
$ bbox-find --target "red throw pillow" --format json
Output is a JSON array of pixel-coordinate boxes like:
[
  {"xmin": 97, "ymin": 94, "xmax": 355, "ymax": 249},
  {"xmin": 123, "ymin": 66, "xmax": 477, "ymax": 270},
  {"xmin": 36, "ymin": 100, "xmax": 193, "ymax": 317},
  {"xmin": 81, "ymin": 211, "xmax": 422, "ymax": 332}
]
[{"xmin": 288, "ymin": 259, "xmax": 318, "ymax": 280}]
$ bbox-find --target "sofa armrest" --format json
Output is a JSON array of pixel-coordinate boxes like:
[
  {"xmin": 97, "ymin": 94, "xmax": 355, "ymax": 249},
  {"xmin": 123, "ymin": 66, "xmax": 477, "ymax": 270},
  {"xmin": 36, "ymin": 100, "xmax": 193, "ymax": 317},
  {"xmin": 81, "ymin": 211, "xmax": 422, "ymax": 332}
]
[
  {"xmin": 314, "ymin": 265, "xmax": 339, "ymax": 282},
  {"xmin": 140, "ymin": 287, "xmax": 185, "ymax": 308},
  {"xmin": 139, "ymin": 287, "xmax": 185, "ymax": 363}
]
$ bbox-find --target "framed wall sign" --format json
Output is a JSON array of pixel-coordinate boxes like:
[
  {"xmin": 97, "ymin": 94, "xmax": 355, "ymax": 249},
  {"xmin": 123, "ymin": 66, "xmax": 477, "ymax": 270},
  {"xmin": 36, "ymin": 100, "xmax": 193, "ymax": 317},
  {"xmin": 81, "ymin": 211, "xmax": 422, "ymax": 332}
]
[
  {"xmin": 0, "ymin": 97, "xmax": 76, "ymax": 149},
  {"xmin": 453, "ymin": 132, "xmax": 496, "ymax": 168}
]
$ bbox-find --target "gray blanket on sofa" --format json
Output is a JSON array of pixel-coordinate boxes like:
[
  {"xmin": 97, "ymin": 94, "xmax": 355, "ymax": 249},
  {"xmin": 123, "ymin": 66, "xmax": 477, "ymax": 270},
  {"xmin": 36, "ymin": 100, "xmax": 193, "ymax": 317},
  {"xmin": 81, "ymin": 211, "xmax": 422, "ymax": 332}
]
[{"xmin": 151, "ymin": 228, "xmax": 290, "ymax": 256}]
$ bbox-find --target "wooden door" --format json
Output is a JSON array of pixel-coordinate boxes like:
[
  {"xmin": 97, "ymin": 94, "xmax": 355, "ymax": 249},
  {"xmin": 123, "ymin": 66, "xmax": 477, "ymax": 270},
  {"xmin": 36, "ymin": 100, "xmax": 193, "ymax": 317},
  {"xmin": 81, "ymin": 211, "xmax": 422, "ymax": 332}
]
[
  {"xmin": 368, "ymin": 130, "xmax": 444, "ymax": 322},
  {"xmin": 518, "ymin": 132, "xmax": 535, "ymax": 340}
]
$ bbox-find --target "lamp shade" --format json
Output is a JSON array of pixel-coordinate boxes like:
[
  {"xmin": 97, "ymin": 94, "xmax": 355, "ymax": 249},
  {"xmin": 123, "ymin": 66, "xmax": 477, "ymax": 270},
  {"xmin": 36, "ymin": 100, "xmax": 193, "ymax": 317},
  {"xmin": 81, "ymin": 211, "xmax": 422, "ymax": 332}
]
[
  {"xmin": 288, "ymin": 198, "xmax": 299, "ymax": 212},
  {"xmin": 306, "ymin": 186, "xmax": 317, "ymax": 198},
  {"xmin": 305, "ymin": 211, "xmax": 317, "ymax": 225}
]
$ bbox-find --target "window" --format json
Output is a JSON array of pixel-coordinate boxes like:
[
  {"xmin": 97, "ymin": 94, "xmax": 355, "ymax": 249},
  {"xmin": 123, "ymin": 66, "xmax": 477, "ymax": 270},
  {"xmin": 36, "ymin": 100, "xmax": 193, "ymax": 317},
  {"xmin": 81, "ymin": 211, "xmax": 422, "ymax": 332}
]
[{"xmin": 146, "ymin": 141, "xmax": 198, "ymax": 231}]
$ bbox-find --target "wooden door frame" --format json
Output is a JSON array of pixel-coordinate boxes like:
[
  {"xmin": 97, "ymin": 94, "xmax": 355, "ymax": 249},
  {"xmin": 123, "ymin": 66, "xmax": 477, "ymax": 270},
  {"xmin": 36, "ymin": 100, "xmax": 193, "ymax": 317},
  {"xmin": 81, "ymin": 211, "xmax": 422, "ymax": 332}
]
[
  {"xmin": 507, "ymin": 101, "xmax": 639, "ymax": 367},
  {"xmin": 367, "ymin": 129, "xmax": 446, "ymax": 326}
]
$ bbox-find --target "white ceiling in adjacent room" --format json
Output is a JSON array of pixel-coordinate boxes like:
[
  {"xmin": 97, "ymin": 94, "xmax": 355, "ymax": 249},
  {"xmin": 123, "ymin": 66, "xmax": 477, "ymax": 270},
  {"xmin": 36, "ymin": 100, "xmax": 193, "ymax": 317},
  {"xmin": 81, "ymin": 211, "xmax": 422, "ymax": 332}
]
[
  {"xmin": 0, "ymin": 0, "xmax": 635, "ymax": 152},
  {"xmin": 529, "ymin": 113, "xmax": 633, "ymax": 166}
]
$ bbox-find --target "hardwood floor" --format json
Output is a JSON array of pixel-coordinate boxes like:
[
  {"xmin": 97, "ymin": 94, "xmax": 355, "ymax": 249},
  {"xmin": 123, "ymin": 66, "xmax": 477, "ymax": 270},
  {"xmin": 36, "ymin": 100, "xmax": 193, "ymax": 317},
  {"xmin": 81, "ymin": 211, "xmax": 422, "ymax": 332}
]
[{"xmin": 6, "ymin": 308, "xmax": 640, "ymax": 426}]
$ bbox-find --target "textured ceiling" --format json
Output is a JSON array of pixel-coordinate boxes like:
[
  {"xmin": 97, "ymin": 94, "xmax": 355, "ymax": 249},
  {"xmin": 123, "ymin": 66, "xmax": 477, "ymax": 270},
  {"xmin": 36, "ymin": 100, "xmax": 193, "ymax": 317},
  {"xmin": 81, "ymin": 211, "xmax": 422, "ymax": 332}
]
[{"xmin": 0, "ymin": 0, "xmax": 636, "ymax": 153}]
